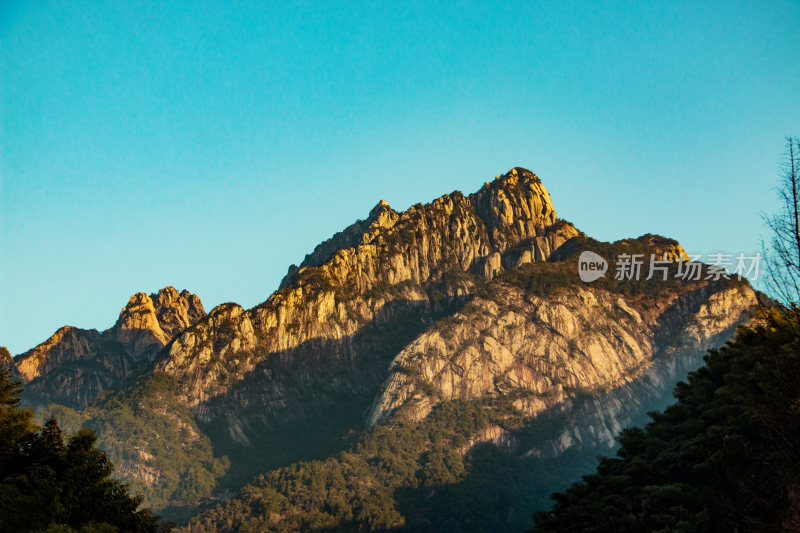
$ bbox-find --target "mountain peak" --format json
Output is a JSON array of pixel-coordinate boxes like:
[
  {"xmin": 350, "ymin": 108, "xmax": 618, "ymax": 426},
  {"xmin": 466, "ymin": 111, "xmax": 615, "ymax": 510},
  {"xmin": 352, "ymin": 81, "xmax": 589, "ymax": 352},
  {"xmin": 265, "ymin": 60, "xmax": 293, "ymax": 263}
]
[
  {"xmin": 156, "ymin": 285, "xmax": 180, "ymax": 300},
  {"xmin": 174, "ymin": 167, "xmax": 583, "ymax": 410},
  {"xmin": 482, "ymin": 167, "xmax": 540, "ymax": 189},
  {"xmin": 509, "ymin": 166, "xmax": 538, "ymax": 180},
  {"xmin": 11, "ymin": 287, "xmax": 205, "ymax": 406},
  {"xmin": 279, "ymin": 199, "xmax": 400, "ymax": 288},
  {"xmin": 0, "ymin": 346, "xmax": 17, "ymax": 378},
  {"xmin": 280, "ymin": 168, "xmax": 559, "ymax": 290},
  {"xmin": 471, "ymin": 167, "xmax": 558, "ymax": 253},
  {"xmin": 127, "ymin": 291, "xmax": 152, "ymax": 304},
  {"xmin": 367, "ymin": 199, "xmax": 398, "ymax": 230},
  {"xmin": 15, "ymin": 326, "xmax": 101, "ymax": 383},
  {"xmin": 112, "ymin": 292, "xmax": 168, "ymax": 355},
  {"xmin": 368, "ymin": 198, "xmax": 393, "ymax": 221},
  {"xmin": 151, "ymin": 287, "xmax": 205, "ymax": 339},
  {"xmin": 111, "ymin": 287, "xmax": 206, "ymax": 356}
]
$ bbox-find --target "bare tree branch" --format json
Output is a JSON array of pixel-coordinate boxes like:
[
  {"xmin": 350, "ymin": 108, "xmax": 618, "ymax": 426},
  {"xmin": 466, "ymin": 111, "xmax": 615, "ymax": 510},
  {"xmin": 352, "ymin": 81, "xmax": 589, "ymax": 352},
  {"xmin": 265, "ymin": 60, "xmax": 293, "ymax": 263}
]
[{"xmin": 761, "ymin": 137, "xmax": 800, "ymax": 325}]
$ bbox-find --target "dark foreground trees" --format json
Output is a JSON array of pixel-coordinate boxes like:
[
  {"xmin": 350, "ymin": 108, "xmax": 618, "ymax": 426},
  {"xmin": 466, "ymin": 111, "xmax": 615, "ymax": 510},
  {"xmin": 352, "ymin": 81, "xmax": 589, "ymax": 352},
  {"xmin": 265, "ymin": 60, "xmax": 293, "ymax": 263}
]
[
  {"xmin": 0, "ymin": 367, "xmax": 172, "ymax": 533},
  {"xmin": 529, "ymin": 315, "xmax": 800, "ymax": 532}
]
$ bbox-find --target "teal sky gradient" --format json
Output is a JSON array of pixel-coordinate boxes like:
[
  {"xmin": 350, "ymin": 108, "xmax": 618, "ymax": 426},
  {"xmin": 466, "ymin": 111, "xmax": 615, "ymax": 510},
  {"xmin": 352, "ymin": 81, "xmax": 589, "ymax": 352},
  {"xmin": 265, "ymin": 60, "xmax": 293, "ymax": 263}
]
[{"xmin": 2, "ymin": 1, "xmax": 799, "ymax": 354}]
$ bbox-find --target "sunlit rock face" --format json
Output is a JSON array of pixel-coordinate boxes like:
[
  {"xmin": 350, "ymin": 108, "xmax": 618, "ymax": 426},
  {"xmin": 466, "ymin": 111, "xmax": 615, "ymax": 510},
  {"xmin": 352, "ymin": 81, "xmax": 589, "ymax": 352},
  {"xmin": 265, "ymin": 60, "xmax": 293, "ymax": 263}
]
[
  {"xmin": 147, "ymin": 170, "xmax": 578, "ymax": 443},
  {"xmin": 14, "ymin": 287, "xmax": 205, "ymax": 406},
  {"xmin": 367, "ymin": 282, "xmax": 756, "ymax": 427},
  {"xmin": 111, "ymin": 287, "xmax": 206, "ymax": 359},
  {"xmin": 17, "ymin": 167, "xmax": 760, "ymax": 513},
  {"xmin": 0, "ymin": 346, "xmax": 19, "ymax": 379},
  {"xmin": 159, "ymin": 168, "xmax": 576, "ymax": 402},
  {"xmin": 149, "ymin": 168, "xmax": 754, "ymax": 455},
  {"xmin": 15, "ymin": 326, "xmax": 103, "ymax": 384}
]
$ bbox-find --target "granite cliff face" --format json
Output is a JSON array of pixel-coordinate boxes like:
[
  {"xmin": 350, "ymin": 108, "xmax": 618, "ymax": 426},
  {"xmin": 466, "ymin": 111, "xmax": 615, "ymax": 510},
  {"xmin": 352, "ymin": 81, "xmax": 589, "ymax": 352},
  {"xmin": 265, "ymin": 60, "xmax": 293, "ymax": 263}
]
[
  {"xmin": 177, "ymin": 231, "xmax": 758, "ymax": 533},
  {"xmin": 111, "ymin": 287, "xmax": 205, "ymax": 359},
  {"xmin": 0, "ymin": 346, "xmax": 18, "ymax": 378},
  {"xmin": 15, "ymin": 326, "xmax": 105, "ymax": 384},
  {"xmin": 14, "ymin": 287, "xmax": 205, "ymax": 406},
  {"xmin": 155, "ymin": 169, "xmax": 581, "ymax": 442},
  {"xmin": 12, "ymin": 167, "xmax": 761, "ymax": 523},
  {"xmin": 150, "ymin": 170, "xmax": 757, "ymax": 455},
  {"xmin": 367, "ymin": 280, "xmax": 756, "ymax": 427}
]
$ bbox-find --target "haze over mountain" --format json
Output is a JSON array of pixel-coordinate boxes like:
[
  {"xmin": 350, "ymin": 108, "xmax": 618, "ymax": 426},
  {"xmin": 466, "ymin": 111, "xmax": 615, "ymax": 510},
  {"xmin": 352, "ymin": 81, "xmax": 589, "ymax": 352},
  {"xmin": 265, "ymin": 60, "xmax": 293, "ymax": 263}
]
[{"xmin": 8, "ymin": 168, "xmax": 758, "ymax": 530}]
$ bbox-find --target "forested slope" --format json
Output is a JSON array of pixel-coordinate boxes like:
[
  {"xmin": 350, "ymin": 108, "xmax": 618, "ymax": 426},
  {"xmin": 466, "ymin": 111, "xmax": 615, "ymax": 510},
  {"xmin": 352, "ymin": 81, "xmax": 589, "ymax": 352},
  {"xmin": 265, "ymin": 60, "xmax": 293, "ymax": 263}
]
[{"xmin": 530, "ymin": 315, "xmax": 800, "ymax": 532}]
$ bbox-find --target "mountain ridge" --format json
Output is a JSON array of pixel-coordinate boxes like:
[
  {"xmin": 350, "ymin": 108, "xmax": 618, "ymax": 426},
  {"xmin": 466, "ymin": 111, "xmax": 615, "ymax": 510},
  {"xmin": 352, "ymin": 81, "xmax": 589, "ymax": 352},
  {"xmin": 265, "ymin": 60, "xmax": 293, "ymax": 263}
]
[
  {"xmin": 14, "ymin": 286, "xmax": 205, "ymax": 406},
  {"xmin": 14, "ymin": 167, "xmax": 762, "ymax": 529},
  {"xmin": 156, "ymin": 168, "xmax": 579, "ymax": 409}
]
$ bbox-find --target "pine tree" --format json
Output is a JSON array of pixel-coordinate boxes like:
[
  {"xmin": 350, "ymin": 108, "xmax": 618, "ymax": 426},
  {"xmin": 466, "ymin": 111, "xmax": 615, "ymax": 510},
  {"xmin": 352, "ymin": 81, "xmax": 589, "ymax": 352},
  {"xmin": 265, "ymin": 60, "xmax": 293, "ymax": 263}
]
[{"xmin": 0, "ymin": 367, "xmax": 173, "ymax": 532}]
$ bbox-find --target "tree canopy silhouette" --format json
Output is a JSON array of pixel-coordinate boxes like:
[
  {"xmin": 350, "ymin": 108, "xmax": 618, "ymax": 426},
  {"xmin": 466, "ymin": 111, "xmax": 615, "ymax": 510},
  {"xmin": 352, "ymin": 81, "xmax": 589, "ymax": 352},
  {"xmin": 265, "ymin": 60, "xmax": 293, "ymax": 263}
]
[
  {"xmin": 0, "ymin": 366, "xmax": 173, "ymax": 532},
  {"xmin": 529, "ymin": 315, "xmax": 800, "ymax": 532}
]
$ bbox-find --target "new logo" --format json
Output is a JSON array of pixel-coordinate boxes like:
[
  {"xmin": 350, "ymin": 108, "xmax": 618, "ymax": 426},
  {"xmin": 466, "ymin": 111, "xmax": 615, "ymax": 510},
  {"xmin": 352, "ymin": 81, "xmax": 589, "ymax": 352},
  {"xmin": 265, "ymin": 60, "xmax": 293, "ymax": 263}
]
[{"xmin": 578, "ymin": 251, "xmax": 608, "ymax": 282}]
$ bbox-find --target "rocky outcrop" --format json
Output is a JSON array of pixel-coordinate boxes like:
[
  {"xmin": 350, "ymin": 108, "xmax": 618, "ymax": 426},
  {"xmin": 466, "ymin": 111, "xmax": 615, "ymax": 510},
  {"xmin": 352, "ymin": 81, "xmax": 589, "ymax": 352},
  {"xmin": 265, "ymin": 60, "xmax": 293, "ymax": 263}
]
[
  {"xmin": 152, "ymin": 287, "xmax": 206, "ymax": 339},
  {"xmin": 521, "ymin": 326, "xmax": 736, "ymax": 459},
  {"xmin": 15, "ymin": 326, "xmax": 103, "ymax": 383},
  {"xmin": 15, "ymin": 287, "xmax": 205, "ymax": 406},
  {"xmin": 368, "ymin": 281, "xmax": 756, "ymax": 426},
  {"xmin": 458, "ymin": 423, "xmax": 516, "ymax": 455},
  {"xmin": 280, "ymin": 199, "xmax": 400, "ymax": 288},
  {"xmin": 0, "ymin": 346, "xmax": 19, "ymax": 379},
  {"xmin": 158, "ymin": 170, "xmax": 578, "ymax": 413},
  {"xmin": 44, "ymin": 166, "xmax": 760, "ymax": 518},
  {"xmin": 111, "ymin": 287, "xmax": 206, "ymax": 359},
  {"xmin": 160, "ymin": 303, "xmax": 258, "ymax": 406},
  {"xmin": 111, "ymin": 293, "xmax": 170, "ymax": 357}
]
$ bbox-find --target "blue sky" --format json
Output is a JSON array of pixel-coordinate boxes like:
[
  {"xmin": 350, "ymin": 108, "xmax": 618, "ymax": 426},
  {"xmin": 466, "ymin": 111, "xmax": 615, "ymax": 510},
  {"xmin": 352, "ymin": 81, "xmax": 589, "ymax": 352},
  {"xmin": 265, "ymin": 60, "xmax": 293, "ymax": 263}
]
[{"xmin": 2, "ymin": 1, "xmax": 799, "ymax": 354}]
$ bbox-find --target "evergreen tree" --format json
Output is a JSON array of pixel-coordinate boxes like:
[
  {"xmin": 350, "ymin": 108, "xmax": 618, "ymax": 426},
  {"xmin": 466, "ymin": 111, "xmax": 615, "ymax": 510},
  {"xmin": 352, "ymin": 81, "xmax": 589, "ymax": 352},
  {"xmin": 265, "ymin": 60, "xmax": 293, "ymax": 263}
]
[
  {"xmin": 0, "ymin": 367, "xmax": 173, "ymax": 532},
  {"xmin": 529, "ymin": 318, "xmax": 800, "ymax": 532}
]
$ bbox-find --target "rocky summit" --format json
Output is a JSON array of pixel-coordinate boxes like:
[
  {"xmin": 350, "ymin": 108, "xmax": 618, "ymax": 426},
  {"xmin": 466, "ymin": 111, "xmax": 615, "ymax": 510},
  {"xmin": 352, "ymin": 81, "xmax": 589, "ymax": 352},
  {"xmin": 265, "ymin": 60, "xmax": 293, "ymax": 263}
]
[
  {"xmin": 155, "ymin": 168, "xmax": 581, "ymax": 435},
  {"xmin": 111, "ymin": 287, "xmax": 205, "ymax": 358},
  {"xmin": 0, "ymin": 346, "xmax": 18, "ymax": 378},
  {"xmin": 13, "ymin": 287, "xmax": 205, "ymax": 406},
  {"xmin": 12, "ymin": 168, "xmax": 760, "ymax": 530}
]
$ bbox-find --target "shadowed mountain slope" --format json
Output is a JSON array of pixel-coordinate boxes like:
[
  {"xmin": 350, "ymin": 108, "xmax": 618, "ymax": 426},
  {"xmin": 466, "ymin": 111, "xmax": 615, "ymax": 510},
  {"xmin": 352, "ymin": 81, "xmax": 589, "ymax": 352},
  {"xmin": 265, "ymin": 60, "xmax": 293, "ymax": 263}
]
[{"xmin": 20, "ymin": 168, "xmax": 760, "ymax": 529}]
